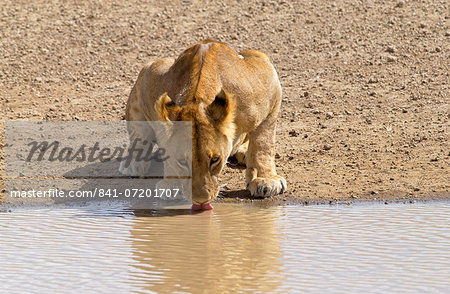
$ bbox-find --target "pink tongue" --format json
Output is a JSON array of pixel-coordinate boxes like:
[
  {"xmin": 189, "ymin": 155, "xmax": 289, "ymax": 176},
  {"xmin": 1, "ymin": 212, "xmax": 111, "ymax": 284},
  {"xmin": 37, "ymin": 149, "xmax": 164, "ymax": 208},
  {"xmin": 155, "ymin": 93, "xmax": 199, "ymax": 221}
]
[
  {"xmin": 191, "ymin": 203, "xmax": 214, "ymax": 211},
  {"xmin": 201, "ymin": 203, "xmax": 214, "ymax": 210}
]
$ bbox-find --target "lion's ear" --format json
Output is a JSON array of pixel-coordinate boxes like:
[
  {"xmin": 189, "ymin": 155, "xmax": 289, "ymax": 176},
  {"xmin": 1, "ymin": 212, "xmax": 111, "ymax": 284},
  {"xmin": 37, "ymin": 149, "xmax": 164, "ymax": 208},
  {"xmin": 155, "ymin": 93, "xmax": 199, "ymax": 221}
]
[
  {"xmin": 206, "ymin": 90, "xmax": 235, "ymax": 125},
  {"xmin": 154, "ymin": 93, "xmax": 181, "ymax": 121}
]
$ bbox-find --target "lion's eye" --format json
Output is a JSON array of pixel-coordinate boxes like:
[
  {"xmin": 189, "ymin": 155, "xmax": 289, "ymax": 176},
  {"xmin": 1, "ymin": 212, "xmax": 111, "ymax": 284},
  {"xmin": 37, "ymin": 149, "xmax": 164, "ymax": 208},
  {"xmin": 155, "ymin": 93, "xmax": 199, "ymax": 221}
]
[{"xmin": 210, "ymin": 156, "xmax": 220, "ymax": 166}]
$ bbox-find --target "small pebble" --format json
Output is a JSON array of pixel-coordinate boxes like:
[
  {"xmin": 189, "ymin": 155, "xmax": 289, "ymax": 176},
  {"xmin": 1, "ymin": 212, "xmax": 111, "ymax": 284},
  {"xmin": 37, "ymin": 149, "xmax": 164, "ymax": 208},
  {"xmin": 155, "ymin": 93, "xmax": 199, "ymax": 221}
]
[
  {"xmin": 386, "ymin": 45, "xmax": 396, "ymax": 53},
  {"xmin": 288, "ymin": 129, "xmax": 299, "ymax": 137},
  {"xmin": 395, "ymin": 1, "xmax": 405, "ymax": 8},
  {"xmin": 387, "ymin": 55, "xmax": 397, "ymax": 62},
  {"xmin": 323, "ymin": 144, "xmax": 332, "ymax": 151}
]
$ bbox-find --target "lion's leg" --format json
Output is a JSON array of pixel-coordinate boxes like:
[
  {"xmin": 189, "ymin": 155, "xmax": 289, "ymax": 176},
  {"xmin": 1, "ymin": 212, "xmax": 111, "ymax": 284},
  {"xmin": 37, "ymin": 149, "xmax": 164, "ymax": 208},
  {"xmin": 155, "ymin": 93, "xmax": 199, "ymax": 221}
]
[
  {"xmin": 119, "ymin": 122, "xmax": 156, "ymax": 176},
  {"xmin": 246, "ymin": 112, "xmax": 287, "ymax": 197},
  {"xmin": 120, "ymin": 58, "xmax": 175, "ymax": 178},
  {"xmin": 119, "ymin": 87, "xmax": 155, "ymax": 176}
]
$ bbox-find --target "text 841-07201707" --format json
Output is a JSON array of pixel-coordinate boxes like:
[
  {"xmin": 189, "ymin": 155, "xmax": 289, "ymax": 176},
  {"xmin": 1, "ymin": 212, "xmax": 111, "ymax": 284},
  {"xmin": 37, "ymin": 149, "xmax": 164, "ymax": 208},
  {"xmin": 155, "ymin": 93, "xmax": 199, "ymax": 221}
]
[{"xmin": 97, "ymin": 188, "xmax": 180, "ymax": 198}]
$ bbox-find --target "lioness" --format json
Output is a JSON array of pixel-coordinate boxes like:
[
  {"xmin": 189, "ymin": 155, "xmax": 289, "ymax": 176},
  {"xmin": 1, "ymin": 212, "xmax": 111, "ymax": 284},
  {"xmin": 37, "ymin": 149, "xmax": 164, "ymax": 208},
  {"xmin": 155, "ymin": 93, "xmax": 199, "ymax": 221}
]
[{"xmin": 120, "ymin": 39, "xmax": 286, "ymax": 209}]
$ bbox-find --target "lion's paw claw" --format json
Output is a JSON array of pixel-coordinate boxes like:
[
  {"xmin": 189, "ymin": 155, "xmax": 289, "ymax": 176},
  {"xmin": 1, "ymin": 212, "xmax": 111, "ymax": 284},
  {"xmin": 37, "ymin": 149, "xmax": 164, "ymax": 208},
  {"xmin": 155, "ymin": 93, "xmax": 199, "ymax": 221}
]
[{"xmin": 247, "ymin": 175, "xmax": 287, "ymax": 197}]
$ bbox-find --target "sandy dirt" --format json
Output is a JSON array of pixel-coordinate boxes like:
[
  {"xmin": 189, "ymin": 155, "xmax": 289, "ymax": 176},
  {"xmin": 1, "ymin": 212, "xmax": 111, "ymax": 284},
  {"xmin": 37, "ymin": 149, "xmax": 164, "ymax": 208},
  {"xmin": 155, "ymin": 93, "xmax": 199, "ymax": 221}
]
[{"xmin": 1, "ymin": 0, "xmax": 449, "ymax": 205}]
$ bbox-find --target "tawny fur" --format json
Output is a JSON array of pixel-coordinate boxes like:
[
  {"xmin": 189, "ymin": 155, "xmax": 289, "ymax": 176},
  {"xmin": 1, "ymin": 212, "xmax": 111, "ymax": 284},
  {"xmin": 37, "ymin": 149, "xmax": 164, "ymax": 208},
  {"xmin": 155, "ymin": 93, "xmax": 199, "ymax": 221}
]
[{"xmin": 121, "ymin": 39, "xmax": 286, "ymax": 204}]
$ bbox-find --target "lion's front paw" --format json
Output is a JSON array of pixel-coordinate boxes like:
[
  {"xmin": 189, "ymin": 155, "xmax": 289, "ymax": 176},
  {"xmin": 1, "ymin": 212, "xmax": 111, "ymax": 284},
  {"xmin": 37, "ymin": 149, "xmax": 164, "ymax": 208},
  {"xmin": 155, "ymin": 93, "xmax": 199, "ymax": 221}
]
[
  {"xmin": 234, "ymin": 150, "xmax": 246, "ymax": 166},
  {"xmin": 247, "ymin": 175, "xmax": 287, "ymax": 197},
  {"xmin": 233, "ymin": 141, "xmax": 248, "ymax": 166}
]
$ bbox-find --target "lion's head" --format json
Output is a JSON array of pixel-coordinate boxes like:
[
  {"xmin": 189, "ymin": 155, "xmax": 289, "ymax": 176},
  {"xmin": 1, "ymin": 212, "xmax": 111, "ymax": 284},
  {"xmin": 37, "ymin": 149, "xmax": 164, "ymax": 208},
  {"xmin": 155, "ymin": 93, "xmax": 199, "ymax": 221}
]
[{"xmin": 154, "ymin": 91, "xmax": 235, "ymax": 204}]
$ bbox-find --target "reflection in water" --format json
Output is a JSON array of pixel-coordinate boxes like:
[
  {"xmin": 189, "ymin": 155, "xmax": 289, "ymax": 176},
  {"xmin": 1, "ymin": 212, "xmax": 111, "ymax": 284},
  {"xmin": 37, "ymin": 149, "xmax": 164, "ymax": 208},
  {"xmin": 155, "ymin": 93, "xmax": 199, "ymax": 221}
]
[
  {"xmin": 130, "ymin": 205, "xmax": 283, "ymax": 293},
  {"xmin": 0, "ymin": 202, "xmax": 449, "ymax": 293}
]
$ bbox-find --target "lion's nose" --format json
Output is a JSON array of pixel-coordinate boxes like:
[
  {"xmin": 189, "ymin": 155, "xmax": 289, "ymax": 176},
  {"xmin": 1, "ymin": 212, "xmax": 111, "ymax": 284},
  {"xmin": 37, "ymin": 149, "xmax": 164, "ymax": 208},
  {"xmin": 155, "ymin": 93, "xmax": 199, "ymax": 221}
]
[
  {"xmin": 192, "ymin": 195, "xmax": 211, "ymax": 205},
  {"xmin": 192, "ymin": 187, "xmax": 213, "ymax": 204}
]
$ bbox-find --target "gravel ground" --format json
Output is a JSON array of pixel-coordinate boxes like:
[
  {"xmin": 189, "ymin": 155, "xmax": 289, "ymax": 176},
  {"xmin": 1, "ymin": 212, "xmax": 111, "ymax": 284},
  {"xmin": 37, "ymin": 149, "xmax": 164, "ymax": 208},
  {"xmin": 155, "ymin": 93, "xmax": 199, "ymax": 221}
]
[{"xmin": 1, "ymin": 0, "xmax": 449, "ymax": 205}]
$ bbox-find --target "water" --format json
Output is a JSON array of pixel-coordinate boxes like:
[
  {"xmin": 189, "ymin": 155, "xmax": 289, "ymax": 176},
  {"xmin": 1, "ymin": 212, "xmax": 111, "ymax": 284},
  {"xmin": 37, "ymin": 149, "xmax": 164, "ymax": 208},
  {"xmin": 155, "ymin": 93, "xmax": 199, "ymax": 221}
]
[{"xmin": 0, "ymin": 201, "xmax": 449, "ymax": 293}]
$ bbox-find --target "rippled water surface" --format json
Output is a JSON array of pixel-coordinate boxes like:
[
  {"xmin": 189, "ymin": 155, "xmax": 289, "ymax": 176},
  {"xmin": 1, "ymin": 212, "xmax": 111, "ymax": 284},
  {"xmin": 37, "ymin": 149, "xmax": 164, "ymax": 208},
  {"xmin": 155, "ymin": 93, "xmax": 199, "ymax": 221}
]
[{"xmin": 1, "ymin": 202, "xmax": 449, "ymax": 293}]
